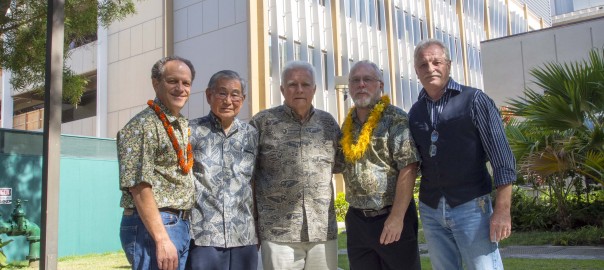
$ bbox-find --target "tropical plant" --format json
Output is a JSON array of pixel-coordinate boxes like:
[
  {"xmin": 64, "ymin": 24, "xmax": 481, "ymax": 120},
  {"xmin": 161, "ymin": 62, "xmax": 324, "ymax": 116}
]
[
  {"xmin": 334, "ymin": 192, "xmax": 349, "ymax": 222},
  {"xmin": 0, "ymin": 0, "xmax": 136, "ymax": 105},
  {"xmin": 504, "ymin": 48, "xmax": 604, "ymax": 229}
]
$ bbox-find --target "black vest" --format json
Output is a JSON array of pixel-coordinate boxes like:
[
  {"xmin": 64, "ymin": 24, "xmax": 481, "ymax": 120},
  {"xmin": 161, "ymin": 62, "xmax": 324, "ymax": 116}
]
[{"xmin": 409, "ymin": 86, "xmax": 492, "ymax": 209}]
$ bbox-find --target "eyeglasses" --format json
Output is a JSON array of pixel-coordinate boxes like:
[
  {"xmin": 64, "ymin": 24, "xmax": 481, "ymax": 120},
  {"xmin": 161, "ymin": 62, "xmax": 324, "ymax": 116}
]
[
  {"xmin": 349, "ymin": 77, "xmax": 380, "ymax": 85},
  {"xmin": 213, "ymin": 91, "xmax": 243, "ymax": 102},
  {"xmin": 429, "ymin": 130, "xmax": 438, "ymax": 157}
]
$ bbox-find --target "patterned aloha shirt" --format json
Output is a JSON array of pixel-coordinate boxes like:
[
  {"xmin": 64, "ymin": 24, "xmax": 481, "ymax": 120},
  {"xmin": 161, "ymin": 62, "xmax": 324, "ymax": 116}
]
[
  {"xmin": 189, "ymin": 113, "xmax": 259, "ymax": 247},
  {"xmin": 117, "ymin": 98, "xmax": 195, "ymax": 210},
  {"xmin": 339, "ymin": 104, "xmax": 420, "ymax": 210},
  {"xmin": 250, "ymin": 105, "xmax": 341, "ymax": 242}
]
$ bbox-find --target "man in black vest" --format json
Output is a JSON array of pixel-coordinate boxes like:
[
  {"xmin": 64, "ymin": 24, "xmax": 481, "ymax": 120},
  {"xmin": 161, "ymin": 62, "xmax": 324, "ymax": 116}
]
[{"xmin": 408, "ymin": 39, "xmax": 516, "ymax": 270}]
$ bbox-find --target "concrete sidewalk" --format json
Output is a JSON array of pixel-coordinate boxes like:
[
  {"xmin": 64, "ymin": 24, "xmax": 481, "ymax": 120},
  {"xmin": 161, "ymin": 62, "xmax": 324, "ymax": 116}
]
[
  {"xmin": 498, "ymin": 245, "xmax": 604, "ymax": 260},
  {"xmin": 339, "ymin": 244, "xmax": 604, "ymax": 260}
]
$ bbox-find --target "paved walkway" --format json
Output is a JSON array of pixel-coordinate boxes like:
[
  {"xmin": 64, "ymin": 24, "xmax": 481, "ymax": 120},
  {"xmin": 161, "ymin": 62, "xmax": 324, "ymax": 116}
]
[{"xmin": 338, "ymin": 244, "xmax": 604, "ymax": 260}]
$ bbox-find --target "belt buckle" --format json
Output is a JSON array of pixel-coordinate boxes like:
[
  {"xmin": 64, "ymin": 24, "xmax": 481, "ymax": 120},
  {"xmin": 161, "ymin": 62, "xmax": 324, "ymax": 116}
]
[
  {"xmin": 361, "ymin": 209, "xmax": 375, "ymax": 217},
  {"xmin": 123, "ymin": 208, "xmax": 135, "ymax": 216},
  {"xmin": 181, "ymin": 210, "xmax": 190, "ymax": 221}
]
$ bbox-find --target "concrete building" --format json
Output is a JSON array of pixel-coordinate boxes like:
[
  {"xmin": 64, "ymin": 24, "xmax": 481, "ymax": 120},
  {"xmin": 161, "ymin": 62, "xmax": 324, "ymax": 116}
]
[
  {"xmin": 482, "ymin": 11, "xmax": 604, "ymax": 108},
  {"xmin": 1, "ymin": 0, "xmax": 551, "ymax": 138},
  {"xmin": 551, "ymin": 0, "xmax": 604, "ymax": 15}
]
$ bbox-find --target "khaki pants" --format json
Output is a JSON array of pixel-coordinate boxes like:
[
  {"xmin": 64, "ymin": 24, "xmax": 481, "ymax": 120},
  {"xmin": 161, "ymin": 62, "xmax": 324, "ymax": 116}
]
[{"xmin": 260, "ymin": 240, "xmax": 337, "ymax": 270}]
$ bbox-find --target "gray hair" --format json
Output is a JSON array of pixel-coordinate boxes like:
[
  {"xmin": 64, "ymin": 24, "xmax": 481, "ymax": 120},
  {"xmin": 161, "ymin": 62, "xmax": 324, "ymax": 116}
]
[
  {"xmin": 207, "ymin": 70, "xmax": 247, "ymax": 95},
  {"xmin": 414, "ymin": 39, "xmax": 450, "ymax": 66},
  {"xmin": 349, "ymin": 60, "xmax": 383, "ymax": 81},
  {"xmin": 151, "ymin": 56, "xmax": 196, "ymax": 82},
  {"xmin": 281, "ymin": 61, "xmax": 316, "ymax": 85}
]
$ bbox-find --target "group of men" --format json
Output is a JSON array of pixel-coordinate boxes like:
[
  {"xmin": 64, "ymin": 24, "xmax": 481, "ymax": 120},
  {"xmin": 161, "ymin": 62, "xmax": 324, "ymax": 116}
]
[{"xmin": 117, "ymin": 38, "xmax": 516, "ymax": 270}]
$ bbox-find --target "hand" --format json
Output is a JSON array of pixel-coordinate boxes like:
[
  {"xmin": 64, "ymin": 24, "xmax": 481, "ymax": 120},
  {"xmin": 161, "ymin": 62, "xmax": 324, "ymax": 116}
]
[
  {"xmin": 380, "ymin": 213, "xmax": 404, "ymax": 245},
  {"xmin": 489, "ymin": 208, "xmax": 512, "ymax": 243},
  {"xmin": 156, "ymin": 238, "xmax": 179, "ymax": 270}
]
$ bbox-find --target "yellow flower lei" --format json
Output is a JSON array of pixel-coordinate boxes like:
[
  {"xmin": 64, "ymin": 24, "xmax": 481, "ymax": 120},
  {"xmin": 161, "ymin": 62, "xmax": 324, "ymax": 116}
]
[{"xmin": 341, "ymin": 95, "xmax": 390, "ymax": 163}]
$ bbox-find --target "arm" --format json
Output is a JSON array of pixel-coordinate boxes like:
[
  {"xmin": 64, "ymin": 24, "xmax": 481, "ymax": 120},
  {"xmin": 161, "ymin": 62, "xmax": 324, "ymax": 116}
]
[
  {"xmin": 472, "ymin": 92, "xmax": 516, "ymax": 242},
  {"xmin": 130, "ymin": 183, "xmax": 178, "ymax": 270},
  {"xmin": 118, "ymin": 117, "xmax": 178, "ymax": 270},
  {"xmin": 380, "ymin": 162, "xmax": 418, "ymax": 245},
  {"xmin": 490, "ymin": 184, "xmax": 512, "ymax": 242}
]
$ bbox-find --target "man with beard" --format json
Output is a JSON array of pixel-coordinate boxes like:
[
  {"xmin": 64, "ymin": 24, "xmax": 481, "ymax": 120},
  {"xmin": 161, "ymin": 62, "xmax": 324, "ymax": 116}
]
[{"xmin": 338, "ymin": 60, "xmax": 421, "ymax": 270}]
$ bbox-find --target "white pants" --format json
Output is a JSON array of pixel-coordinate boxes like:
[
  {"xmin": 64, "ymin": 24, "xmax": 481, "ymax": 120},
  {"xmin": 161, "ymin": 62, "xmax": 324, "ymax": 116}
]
[{"xmin": 260, "ymin": 240, "xmax": 337, "ymax": 270}]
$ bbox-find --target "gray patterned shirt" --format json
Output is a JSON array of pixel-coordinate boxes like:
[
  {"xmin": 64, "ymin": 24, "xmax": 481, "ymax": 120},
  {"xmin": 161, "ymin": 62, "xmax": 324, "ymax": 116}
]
[
  {"xmin": 189, "ymin": 113, "xmax": 259, "ymax": 247},
  {"xmin": 250, "ymin": 105, "xmax": 341, "ymax": 242},
  {"xmin": 339, "ymin": 104, "xmax": 420, "ymax": 210}
]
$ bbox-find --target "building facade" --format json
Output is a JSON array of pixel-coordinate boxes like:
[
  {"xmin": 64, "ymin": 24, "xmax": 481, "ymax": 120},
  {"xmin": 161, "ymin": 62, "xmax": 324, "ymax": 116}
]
[
  {"xmin": 2, "ymin": 0, "xmax": 550, "ymax": 138},
  {"xmin": 552, "ymin": 0, "xmax": 604, "ymax": 15},
  {"xmin": 482, "ymin": 14, "xmax": 604, "ymax": 108}
]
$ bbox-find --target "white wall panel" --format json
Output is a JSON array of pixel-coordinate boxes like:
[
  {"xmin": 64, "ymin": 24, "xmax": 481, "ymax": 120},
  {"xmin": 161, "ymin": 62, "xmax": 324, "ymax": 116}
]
[
  {"xmin": 481, "ymin": 38, "xmax": 524, "ymax": 107},
  {"xmin": 118, "ymin": 29, "xmax": 131, "ymax": 60},
  {"xmin": 175, "ymin": 19, "xmax": 249, "ymax": 120},
  {"xmin": 130, "ymin": 24, "xmax": 143, "ymax": 56},
  {"xmin": 188, "ymin": 2, "xmax": 205, "ymax": 37},
  {"xmin": 174, "ymin": 8, "xmax": 189, "ymax": 42},
  {"xmin": 142, "ymin": 19, "xmax": 157, "ymax": 52},
  {"xmin": 219, "ymin": 0, "xmax": 237, "ymax": 28},
  {"xmin": 203, "ymin": 0, "xmax": 220, "ymax": 33}
]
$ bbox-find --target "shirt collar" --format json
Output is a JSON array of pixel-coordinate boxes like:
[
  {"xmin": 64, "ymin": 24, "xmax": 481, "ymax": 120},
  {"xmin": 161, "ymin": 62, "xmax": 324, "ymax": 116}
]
[
  {"xmin": 208, "ymin": 111, "xmax": 240, "ymax": 134},
  {"xmin": 153, "ymin": 97, "xmax": 182, "ymax": 123},
  {"xmin": 417, "ymin": 78, "xmax": 462, "ymax": 101},
  {"xmin": 283, "ymin": 104, "xmax": 315, "ymax": 123}
]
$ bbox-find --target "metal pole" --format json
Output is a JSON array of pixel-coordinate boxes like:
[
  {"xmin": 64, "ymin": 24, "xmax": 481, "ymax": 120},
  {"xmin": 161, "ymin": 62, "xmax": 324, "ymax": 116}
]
[{"xmin": 41, "ymin": 0, "xmax": 64, "ymax": 269}]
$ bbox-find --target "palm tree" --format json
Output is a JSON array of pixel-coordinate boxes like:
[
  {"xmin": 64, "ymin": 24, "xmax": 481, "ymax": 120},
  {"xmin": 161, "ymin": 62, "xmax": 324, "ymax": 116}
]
[{"xmin": 504, "ymin": 48, "xmax": 604, "ymax": 229}]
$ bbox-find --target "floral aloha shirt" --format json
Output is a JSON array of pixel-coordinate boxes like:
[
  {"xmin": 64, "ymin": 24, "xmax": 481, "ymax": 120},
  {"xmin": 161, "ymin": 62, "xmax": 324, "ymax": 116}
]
[
  {"xmin": 189, "ymin": 113, "xmax": 259, "ymax": 247},
  {"xmin": 250, "ymin": 105, "xmax": 342, "ymax": 242},
  {"xmin": 339, "ymin": 104, "xmax": 420, "ymax": 210},
  {"xmin": 117, "ymin": 98, "xmax": 194, "ymax": 210}
]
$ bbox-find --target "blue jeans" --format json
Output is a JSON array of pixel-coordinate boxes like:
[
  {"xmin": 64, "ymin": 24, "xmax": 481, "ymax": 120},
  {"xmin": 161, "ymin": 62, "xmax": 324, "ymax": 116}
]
[
  {"xmin": 120, "ymin": 210, "xmax": 191, "ymax": 270},
  {"xmin": 419, "ymin": 195, "xmax": 503, "ymax": 270}
]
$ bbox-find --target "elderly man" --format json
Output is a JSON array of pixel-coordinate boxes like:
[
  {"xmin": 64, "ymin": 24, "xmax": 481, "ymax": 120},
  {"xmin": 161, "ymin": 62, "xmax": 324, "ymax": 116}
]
[
  {"xmin": 118, "ymin": 56, "xmax": 196, "ymax": 270},
  {"xmin": 250, "ymin": 60, "xmax": 341, "ymax": 269},
  {"xmin": 187, "ymin": 70, "xmax": 259, "ymax": 270},
  {"xmin": 409, "ymin": 39, "xmax": 516, "ymax": 270},
  {"xmin": 338, "ymin": 60, "xmax": 421, "ymax": 270}
]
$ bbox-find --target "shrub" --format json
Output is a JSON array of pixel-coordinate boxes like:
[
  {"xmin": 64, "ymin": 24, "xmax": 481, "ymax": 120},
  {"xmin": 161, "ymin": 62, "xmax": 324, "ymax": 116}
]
[
  {"xmin": 511, "ymin": 186, "xmax": 604, "ymax": 231},
  {"xmin": 335, "ymin": 192, "xmax": 349, "ymax": 222},
  {"xmin": 511, "ymin": 187, "xmax": 556, "ymax": 231},
  {"xmin": 552, "ymin": 226, "xmax": 604, "ymax": 246}
]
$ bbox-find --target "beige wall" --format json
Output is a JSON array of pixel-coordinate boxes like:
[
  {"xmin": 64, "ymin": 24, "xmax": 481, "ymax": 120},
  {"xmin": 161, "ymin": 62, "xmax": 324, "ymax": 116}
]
[
  {"xmin": 105, "ymin": 1, "xmax": 164, "ymax": 138},
  {"xmin": 482, "ymin": 17, "xmax": 604, "ymax": 108},
  {"xmin": 104, "ymin": 0, "xmax": 250, "ymax": 138}
]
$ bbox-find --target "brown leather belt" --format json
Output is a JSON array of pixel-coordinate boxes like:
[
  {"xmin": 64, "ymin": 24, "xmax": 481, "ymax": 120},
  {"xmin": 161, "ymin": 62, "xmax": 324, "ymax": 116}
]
[
  {"xmin": 158, "ymin": 208, "xmax": 191, "ymax": 221},
  {"xmin": 351, "ymin": 205, "xmax": 392, "ymax": 218},
  {"xmin": 123, "ymin": 208, "xmax": 191, "ymax": 221}
]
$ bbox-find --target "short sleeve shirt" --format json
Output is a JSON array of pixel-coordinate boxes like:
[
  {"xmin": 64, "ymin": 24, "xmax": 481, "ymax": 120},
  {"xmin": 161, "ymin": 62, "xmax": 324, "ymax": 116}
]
[
  {"xmin": 250, "ymin": 105, "xmax": 341, "ymax": 242},
  {"xmin": 340, "ymin": 104, "xmax": 420, "ymax": 210},
  {"xmin": 189, "ymin": 113, "xmax": 259, "ymax": 247},
  {"xmin": 117, "ymin": 98, "xmax": 195, "ymax": 210}
]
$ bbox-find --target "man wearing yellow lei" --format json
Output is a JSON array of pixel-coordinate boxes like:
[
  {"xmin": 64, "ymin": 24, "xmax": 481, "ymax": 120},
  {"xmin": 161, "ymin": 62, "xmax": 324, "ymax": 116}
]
[{"xmin": 339, "ymin": 60, "xmax": 421, "ymax": 270}]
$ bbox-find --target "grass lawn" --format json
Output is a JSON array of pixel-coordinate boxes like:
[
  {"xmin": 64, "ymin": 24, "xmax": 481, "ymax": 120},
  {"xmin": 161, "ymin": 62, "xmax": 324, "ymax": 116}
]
[
  {"xmin": 337, "ymin": 230, "xmax": 604, "ymax": 270},
  {"xmin": 6, "ymin": 228, "xmax": 603, "ymax": 269}
]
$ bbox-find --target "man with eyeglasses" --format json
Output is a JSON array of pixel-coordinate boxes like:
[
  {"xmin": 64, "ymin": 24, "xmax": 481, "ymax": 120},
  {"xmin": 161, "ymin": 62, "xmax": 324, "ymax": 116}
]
[
  {"xmin": 338, "ymin": 60, "xmax": 421, "ymax": 270},
  {"xmin": 250, "ymin": 61, "xmax": 341, "ymax": 269},
  {"xmin": 187, "ymin": 70, "xmax": 259, "ymax": 269},
  {"xmin": 408, "ymin": 39, "xmax": 516, "ymax": 270}
]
